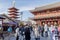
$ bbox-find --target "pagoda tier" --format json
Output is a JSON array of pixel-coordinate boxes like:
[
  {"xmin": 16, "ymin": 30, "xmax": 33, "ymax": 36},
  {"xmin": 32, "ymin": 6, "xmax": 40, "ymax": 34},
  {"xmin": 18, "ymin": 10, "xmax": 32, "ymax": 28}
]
[
  {"xmin": 9, "ymin": 16, "xmax": 19, "ymax": 18},
  {"xmin": 9, "ymin": 15, "xmax": 18, "ymax": 17},
  {"xmin": 8, "ymin": 9, "xmax": 18, "ymax": 12},
  {"xmin": 8, "ymin": 13, "xmax": 18, "ymax": 16},
  {"xmin": 8, "ymin": 10, "xmax": 19, "ymax": 13},
  {"xmin": 8, "ymin": 7, "xmax": 19, "ymax": 19},
  {"xmin": 9, "ymin": 17, "xmax": 19, "ymax": 18},
  {"xmin": 10, "ymin": 15, "xmax": 19, "ymax": 18},
  {"xmin": 8, "ymin": 7, "xmax": 19, "ymax": 11},
  {"xmin": 8, "ymin": 11, "xmax": 19, "ymax": 13}
]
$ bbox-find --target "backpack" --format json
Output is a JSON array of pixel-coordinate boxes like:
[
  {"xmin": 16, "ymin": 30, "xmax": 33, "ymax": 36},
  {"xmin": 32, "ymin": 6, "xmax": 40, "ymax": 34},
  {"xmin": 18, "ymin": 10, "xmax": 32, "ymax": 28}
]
[
  {"xmin": 20, "ymin": 27, "xmax": 25, "ymax": 35},
  {"xmin": 7, "ymin": 27, "xmax": 12, "ymax": 32}
]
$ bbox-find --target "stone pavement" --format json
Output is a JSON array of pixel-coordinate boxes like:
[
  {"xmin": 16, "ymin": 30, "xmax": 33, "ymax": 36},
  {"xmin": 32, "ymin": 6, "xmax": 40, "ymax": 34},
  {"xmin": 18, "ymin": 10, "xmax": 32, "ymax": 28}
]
[
  {"xmin": 4, "ymin": 36, "xmax": 49, "ymax": 40},
  {"xmin": 3, "ymin": 33, "xmax": 50, "ymax": 40},
  {"xmin": 0, "ymin": 32, "xmax": 59, "ymax": 40}
]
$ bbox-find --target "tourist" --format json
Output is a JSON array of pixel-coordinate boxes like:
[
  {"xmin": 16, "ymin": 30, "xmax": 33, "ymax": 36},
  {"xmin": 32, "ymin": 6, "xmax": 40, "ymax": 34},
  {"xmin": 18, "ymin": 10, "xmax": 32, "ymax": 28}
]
[
  {"xmin": 25, "ymin": 26, "xmax": 31, "ymax": 40},
  {"xmin": 54, "ymin": 27, "xmax": 58, "ymax": 40},
  {"xmin": 29, "ymin": 25, "xmax": 33, "ymax": 33},
  {"xmin": 20, "ymin": 25, "xmax": 25, "ymax": 40},
  {"xmin": 41, "ymin": 23, "xmax": 45, "ymax": 37},
  {"xmin": 58, "ymin": 25, "xmax": 60, "ymax": 34},
  {"xmin": 33, "ymin": 25, "xmax": 40, "ymax": 40},
  {"xmin": 0, "ymin": 26, "xmax": 4, "ymax": 40},
  {"xmin": 37, "ymin": 25, "xmax": 41, "ymax": 35},
  {"xmin": 49, "ymin": 25, "xmax": 54, "ymax": 40},
  {"xmin": 58, "ymin": 25, "xmax": 60, "ymax": 40},
  {"xmin": 36, "ymin": 24, "xmax": 40, "ymax": 39},
  {"xmin": 44, "ymin": 24, "xmax": 48, "ymax": 37},
  {"xmin": 15, "ymin": 27, "xmax": 20, "ymax": 40},
  {"xmin": 41, "ymin": 26, "xmax": 44, "ymax": 37},
  {"xmin": 19, "ymin": 25, "xmax": 25, "ymax": 36}
]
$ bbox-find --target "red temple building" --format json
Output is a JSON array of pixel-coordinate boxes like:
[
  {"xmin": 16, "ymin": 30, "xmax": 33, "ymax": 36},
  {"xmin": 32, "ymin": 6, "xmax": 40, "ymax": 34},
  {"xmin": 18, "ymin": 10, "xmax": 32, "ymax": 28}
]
[
  {"xmin": 8, "ymin": 0, "xmax": 19, "ymax": 20},
  {"xmin": 30, "ymin": 2, "xmax": 60, "ymax": 26},
  {"xmin": 8, "ymin": 7, "xmax": 19, "ymax": 19}
]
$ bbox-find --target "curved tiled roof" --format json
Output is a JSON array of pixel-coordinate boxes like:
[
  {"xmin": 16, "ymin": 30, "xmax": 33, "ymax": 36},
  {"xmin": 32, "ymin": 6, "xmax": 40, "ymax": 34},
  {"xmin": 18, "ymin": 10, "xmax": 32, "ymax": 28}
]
[{"xmin": 30, "ymin": 2, "xmax": 60, "ymax": 12}]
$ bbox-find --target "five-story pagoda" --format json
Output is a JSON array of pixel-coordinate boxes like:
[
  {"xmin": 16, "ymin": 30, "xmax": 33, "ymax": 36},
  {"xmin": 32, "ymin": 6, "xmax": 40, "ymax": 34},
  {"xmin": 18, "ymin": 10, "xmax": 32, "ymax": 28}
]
[{"xmin": 8, "ymin": 0, "xmax": 19, "ymax": 20}]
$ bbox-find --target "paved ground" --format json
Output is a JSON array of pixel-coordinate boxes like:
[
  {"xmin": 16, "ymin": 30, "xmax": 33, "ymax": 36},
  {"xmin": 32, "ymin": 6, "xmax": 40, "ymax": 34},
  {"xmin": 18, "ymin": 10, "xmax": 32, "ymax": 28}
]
[
  {"xmin": 0, "ymin": 32, "xmax": 59, "ymax": 40},
  {"xmin": 4, "ymin": 35, "xmax": 49, "ymax": 40},
  {"xmin": 3, "ymin": 33, "xmax": 50, "ymax": 40}
]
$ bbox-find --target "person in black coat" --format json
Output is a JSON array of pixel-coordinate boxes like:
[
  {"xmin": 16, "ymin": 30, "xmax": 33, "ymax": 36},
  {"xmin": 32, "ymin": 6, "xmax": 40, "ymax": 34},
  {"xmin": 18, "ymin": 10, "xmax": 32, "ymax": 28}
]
[{"xmin": 25, "ymin": 27, "xmax": 31, "ymax": 40}]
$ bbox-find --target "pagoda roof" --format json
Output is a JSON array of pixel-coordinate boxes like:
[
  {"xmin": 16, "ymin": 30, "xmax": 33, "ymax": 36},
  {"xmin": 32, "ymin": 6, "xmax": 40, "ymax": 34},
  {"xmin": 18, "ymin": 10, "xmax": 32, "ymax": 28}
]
[
  {"xmin": 30, "ymin": 2, "xmax": 60, "ymax": 12},
  {"xmin": 1, "ymin": 14, "xmax": 17, "ymax": 23},
  {"xmin": 8, "ymin": 7, "xmax": 19, "ymax": 10},
  {"xmin": 8, "ymin": 13, "xmax": 19, "ymax": 16},
  {"xmin": 8, "ymin": 11, "xmax": 19, "ymax": 13},
  {"xmin": 0, "ymin": 15, "xmax": 5, "ymax": 19},
  {"xmin": 9, "ymin": 16, "xmax": 19, "ymax": 18}
]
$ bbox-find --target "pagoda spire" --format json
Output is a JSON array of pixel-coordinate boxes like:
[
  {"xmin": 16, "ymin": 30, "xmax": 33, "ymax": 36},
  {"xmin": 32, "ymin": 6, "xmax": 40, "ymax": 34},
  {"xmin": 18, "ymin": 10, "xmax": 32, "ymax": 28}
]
[{"xmin": 12, "ymin": 0, "xmax": 16, "ymax": 7}]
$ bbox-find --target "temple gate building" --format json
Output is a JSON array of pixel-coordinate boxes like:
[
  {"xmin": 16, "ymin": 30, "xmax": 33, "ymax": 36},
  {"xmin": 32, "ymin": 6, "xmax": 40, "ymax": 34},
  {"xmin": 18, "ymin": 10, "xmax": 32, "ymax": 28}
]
[{"xmin": 30, "ymin": 2, "xmax": 60, "ymax": 26}]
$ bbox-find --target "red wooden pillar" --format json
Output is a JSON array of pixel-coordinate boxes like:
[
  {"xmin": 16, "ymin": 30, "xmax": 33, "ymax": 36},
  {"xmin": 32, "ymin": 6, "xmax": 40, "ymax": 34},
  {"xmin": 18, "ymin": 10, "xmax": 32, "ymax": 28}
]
[
  {"xmin": 45, "ymin": 21, "xmax": 47, "ymax": 24},
  {"xmin": 51, "ymin": 21, "xmax": 54, "ymax": 25},
  {"xmin": 58, "ymin": 20, "xmax": 60, "ymax": 25},
  {"xmin": 58, "ymin": 20, "xmax": 60, "ymax": 40}
]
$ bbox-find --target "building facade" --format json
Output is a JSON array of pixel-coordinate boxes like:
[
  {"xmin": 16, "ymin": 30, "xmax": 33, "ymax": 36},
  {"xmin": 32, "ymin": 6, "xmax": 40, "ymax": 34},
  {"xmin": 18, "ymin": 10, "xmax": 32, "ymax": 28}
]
[{"xmin": 30, "ymin": 2, "xmax": 60, "ymax": 26}]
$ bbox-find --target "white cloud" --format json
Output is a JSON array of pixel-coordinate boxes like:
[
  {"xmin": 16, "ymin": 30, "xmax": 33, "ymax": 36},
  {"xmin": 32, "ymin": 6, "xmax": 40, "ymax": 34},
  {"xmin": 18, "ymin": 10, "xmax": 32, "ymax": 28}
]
[
  {"xmin": 0, "ymin": 4, "xmax": 4, "ymax": 14},
  {"xmin": 0, "ymin": 3, "xmax": 8, "ymax": 14},
  {"xmin": 0, "ymin": 4, "xmax": 3, "ymax": 10},
  {"xmin": 0, "ymin": 11, "xmax": 8, "ymax": 14},
  {"xmin": 19, "ymin": 6, "xmax": 35, "ymax": 12}
]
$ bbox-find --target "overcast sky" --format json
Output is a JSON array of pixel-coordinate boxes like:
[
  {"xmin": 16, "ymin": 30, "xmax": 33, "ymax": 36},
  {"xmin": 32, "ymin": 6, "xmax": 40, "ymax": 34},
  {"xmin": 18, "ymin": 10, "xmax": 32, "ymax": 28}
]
[{"xmin": 0, "ymin": 0, "xmax": 60, "ymax": 21}]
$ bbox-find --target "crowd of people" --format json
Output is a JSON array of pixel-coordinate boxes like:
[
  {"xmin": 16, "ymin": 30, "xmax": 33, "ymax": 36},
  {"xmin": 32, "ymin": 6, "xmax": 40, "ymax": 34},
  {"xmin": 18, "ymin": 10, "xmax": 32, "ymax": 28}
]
[
  {"xmin": 0, "ymin": 23, "xmax": 60, "ymax": 40},
  {"xmin": 14, "ymin": 23, "xmax": 60, "ymax": 40}
]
